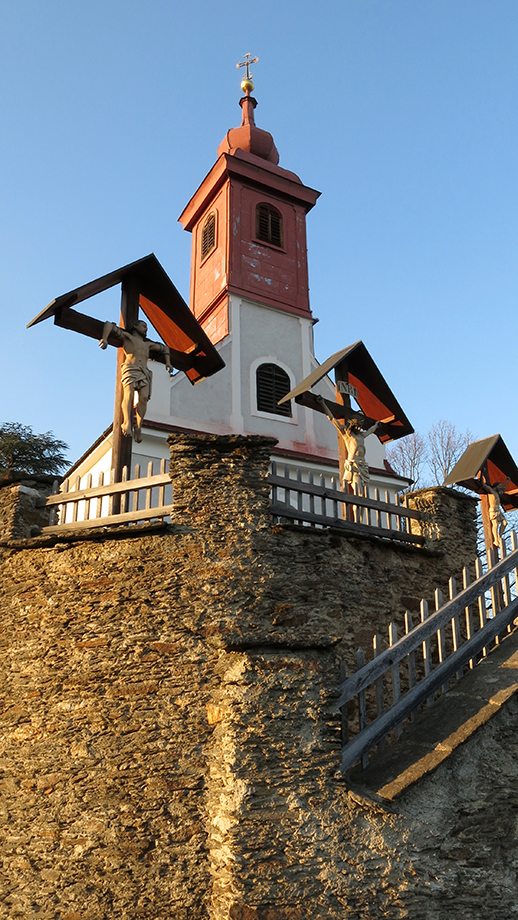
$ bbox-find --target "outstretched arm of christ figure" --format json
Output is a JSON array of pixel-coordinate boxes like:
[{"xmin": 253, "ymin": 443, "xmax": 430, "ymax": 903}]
[
  {"xmin": 480, "ymin": 474, "xmax": 510, "ymax": 497},
  {"xmin": 99, "ymin": 321, "xmax": 122, "ymax": 350},
  {"xmin": 148, "ymin": 341, "xmax": 174, "ymax": 374},
  {"xmin": 315, "ymin": 395, "xmax": 346, "ymax": 433},
  {"xmin": 99, "ymin": 321, "xmax": 195, "ymax": 376},
  {"xmin": 315, "ymin": 396, "xmax": 380, "ymax": 439}
]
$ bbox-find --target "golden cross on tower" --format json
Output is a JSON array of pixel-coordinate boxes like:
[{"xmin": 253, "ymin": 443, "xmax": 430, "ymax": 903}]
[{"xmin": 237, "ymin": 52, "xmax": 258, "ymax": 87}]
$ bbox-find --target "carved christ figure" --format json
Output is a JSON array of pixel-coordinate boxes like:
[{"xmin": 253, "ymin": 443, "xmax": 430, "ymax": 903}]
[
  {"xmin": 99, "ymin": 320, "xmax": 173, "ymax": 443},
  {"xmin": 316, "ymin": 395, "xmax": 379, "ymax": 492},
  {"xmin": 480, "ymin": 476, "xmax": 510, "ymax": 547}
]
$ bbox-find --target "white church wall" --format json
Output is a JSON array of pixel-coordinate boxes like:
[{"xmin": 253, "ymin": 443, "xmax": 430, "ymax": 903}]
[
  {"xmin": 167, "ymin": 337, "xmax": 233, "ymax": 431},
  {"xmin": 145, "ymin": 360, "xmax": 175, "ymax": 419},
  {"xmin": 63, "ymin": 291, "xmax": 405, "ymax": 504},
  {"xmin": 67, "ymin": 437, "xmax": 113, "ymax": 490},
  {"xmin": 234, "ymin": 295, "xmax": 339, "ymax": 455}
]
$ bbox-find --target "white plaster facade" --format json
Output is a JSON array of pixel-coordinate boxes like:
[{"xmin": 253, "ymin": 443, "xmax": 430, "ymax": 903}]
[{"xmin": 67, "ymin": 291, "xmax": 404, "ymax": 501}]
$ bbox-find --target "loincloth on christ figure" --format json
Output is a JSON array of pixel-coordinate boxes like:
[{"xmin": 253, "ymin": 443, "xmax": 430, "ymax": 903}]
[
  {"xmin": 342, "ymin": 458, "xmax": 370, "ymax": 489},
  {"xmin": 489, "ymin": 506, "xmax": 507, "ymax": 529},
  {"xmin": 121, "ymin": 363, "xmax": 153, "ymax": 398}
]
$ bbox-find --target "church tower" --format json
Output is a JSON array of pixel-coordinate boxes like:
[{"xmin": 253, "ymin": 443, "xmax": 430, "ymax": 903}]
[
  {"xmin": 66, "ymin": 61, "xmax": 402, "ymax": 496},
  {"xmin": 178, "ymin": 75, "xmax": 320, "ymax": 344},
  {"xmin": 161, "ymin": 63, "xmax": 343, "ymax": 467}
]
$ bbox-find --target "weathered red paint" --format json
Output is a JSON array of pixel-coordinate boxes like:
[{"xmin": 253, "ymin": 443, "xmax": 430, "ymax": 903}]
[
  {"xmin": 217, "ymin": 90, "xmax": 279, "ymax": 164},
  {"xmin": 178, "ymin": 98, "xmax": 320, "ymax": 343}
]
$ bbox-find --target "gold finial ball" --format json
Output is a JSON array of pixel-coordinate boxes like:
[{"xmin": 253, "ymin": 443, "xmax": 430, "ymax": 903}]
[{"xmin": 241, "ymin": 77, "xmax": 254, "ymax": 93}]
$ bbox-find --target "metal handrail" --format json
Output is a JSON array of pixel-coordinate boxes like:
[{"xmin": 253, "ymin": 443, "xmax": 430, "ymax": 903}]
[{"xmin": 339, "ymin": 533, "xmax": 518, "ymax": 772}]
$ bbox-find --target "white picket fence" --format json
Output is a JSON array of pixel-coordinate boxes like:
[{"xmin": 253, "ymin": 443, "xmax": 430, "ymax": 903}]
[
  {"xmin": 43, "ymin": 459, "xmax": 423, "ymax": 539},
  {"xmin": 42, "ymin": 459, "xmax": 172, "ymax": 533},
  {"xmin": 268, "ymin": 462, "xmax": 424, "ymax": 546}
]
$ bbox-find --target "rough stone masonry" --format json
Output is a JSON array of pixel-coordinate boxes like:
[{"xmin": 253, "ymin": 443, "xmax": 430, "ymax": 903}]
[{"xmin": 3, "ymin": 433, "xmax": 516, "ymax": 920}]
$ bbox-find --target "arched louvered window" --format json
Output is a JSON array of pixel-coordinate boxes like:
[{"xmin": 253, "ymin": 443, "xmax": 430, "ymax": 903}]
[
  {"xmin": 201, "ymin": 212, "xmax": 216, "ymax": 261},
  {"xmin": 255, "ymin": 203, "xmax": 283, "ymax": 248},
  {"xmin": 256, "ymin": 363, "xmax": 292, "ymax": 417}
]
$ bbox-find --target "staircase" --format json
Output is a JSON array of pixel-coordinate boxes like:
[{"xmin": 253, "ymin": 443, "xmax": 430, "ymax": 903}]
[{"xmin": 338, "ymin": 532, "xmax": 518, "ymax": 778}]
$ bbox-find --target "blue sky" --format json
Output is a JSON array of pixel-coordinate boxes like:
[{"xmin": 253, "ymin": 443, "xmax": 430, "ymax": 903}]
[{"xmin": 1, "ymin": 0, "xmax": 517, "ymax": 465}]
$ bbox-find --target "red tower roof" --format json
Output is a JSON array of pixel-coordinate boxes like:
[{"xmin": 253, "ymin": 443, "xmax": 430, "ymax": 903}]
[{"xmin": 217, "ymin": 89, "xmax": 279, "ymax": 165}]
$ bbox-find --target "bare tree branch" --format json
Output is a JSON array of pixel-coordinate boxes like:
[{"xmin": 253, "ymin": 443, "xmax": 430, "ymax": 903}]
[
  {"xmin": 427, "ymin": 420, "xmax": 473, "ymax": 486},
  {"xmin": 386, "ymin": 432, "xmax": 428, "ymax": 490}
]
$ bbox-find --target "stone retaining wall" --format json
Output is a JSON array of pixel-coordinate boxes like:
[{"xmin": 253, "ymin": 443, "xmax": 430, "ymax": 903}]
[
  {"xmin": 0, "ymin": 472, "xmax": 55, "ymax": 541},
  {"xmin": 2, "ymin": 434, "xmax": 505, "ymax": 920}
]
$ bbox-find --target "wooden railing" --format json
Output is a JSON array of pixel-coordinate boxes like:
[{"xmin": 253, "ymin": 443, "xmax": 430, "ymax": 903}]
[
  {"xmin": 42, "ymin": 459, "xmax": 421, "ymax": 539},
  {"xmin": 338, "ymin": 532, "xmax": 518, "ymax": 772},
  {"xmin": 269, "ymin": 462, "xmax": 424, "ymax": 546},
  {"xmin": 42, "ymin": 459, "xmax": 172, "ymax": 533}
]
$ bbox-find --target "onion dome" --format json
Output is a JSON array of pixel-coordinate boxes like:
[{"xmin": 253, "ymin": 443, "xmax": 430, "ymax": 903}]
[{"xmin": 217, "ymin": 64, "xmax": 279, "ymax": 165}]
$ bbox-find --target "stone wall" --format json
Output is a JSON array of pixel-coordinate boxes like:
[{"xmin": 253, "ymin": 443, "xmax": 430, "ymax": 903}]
[
  {"xmin": 336, "ymin": 686, "xmax": 518, "ymax": 920},
  {"xmin": 406, "ymin": 484, "xmax": 479, "ymax": 558},
  {"xmin": 0, "ymin": 472, "xmax": 55, "ymax": 541},
  {"xmin": 0, "ymin": 537, "xmax": 215, "ymax": 918},
  {"xmin": 167, "ymin": 434, "xmax": 478, "ymax": 671},
  {"xmin": 0, "ymin": 434, "xmax": 498, "ymax": 920}
]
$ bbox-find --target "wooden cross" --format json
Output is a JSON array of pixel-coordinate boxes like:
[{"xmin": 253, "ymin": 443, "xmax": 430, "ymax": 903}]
[
  {"xmin": 443, "ymin": 434, "xmax": 518, "ymax": 571},
  {"xmin": 111, "ymin": 276, "xmax": 145, "ymax": 483},
  {"xmin": 277, "ymin": 340, "xmax": 414, "ymax": 489},
  {"xmin": 27, "ymin": 254, "xmax": 225, "ymax": 491}
]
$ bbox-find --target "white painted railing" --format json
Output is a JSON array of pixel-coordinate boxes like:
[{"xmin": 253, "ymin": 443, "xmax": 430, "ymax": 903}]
[
  {"xmin": 42, "ymin": 459, "xmax": 172, "ymax": 533},
  {"xmin": 269, "ymin": 461, "xmax": 424, "ymax": 546}
]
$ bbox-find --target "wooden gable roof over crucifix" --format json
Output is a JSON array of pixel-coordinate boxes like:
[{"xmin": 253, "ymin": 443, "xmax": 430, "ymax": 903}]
[
  {"xmin": 27, "ymin": 253, "xmax": 226, "ymax": 485},
  {"xmin": 444, "ymin": 434, "xmax": 518, "ymax": 511},
  {"xmin": 27, "ymin": 253, "xmax": 225, "ymax": 383},
  {"xmin": 279, "ymin": 340, "xmax": 413, "ymax": 443}
]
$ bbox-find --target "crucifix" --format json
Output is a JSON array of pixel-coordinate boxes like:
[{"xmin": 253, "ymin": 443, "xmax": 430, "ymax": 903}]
[
  {"xmin": 444, "ymin": 434, "xmax": 518, "ymax": 562},
  {"xmin": 277, "ymin": 340, "xmax": 414, "ymax": 503},
  {"xmin": 477, "ymin": 464, "xmax": 511, "ymax": 611},
  {"xmin": 27, "ymin": 253, "xmax": 225, "ymax": 490},
  {"xmin": 324, "ymin": 357, "xmax": 380, "ymax": 496},
  {"xmin": 97, "ymin": 272, "xmax": 185, "ymax": 481},
  {"xmin": 444, "ymin": 433, "xmax": 518, "ymax": 570},
  {"xmin": 315, "ymin": 395, "xmax": 380, "ymax": 494},
  {"xmin": 478, "ymin": 469, "xmax": 510, "ymax": 555},
  {"xmin": 99, "ymin": 317, "xmax": 172, "ymax": 444}
]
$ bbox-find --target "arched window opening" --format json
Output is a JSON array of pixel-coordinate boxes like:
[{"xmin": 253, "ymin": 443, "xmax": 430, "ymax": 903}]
[
  {"xmin": 255, "ymin": 203, "xmax": 283, "ymax": 248},
  {"xmin": 201, "ymin": 213, "xmax": 216, "ymax": 261},
  {"xmin": 256, "ymin": 363, "xmax": 292, "ymax": 417}
]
